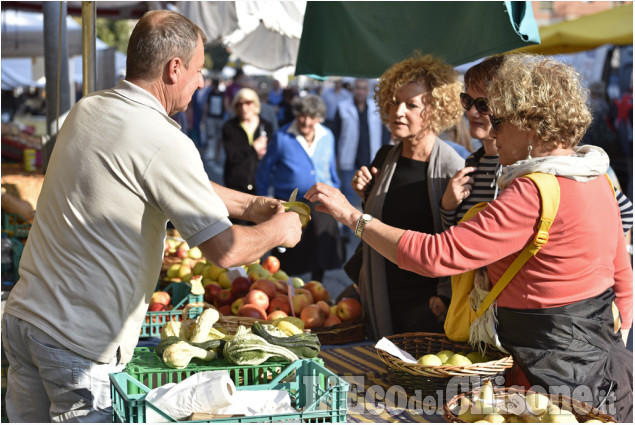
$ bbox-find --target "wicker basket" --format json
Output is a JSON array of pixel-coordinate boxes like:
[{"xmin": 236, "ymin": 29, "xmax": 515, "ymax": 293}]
[
  {"xmin": 376, "ymin": 332, "xmax": 513, "ymax": 401},
  {"xmin": 443, "ymin": 386, "xmax": 616, "ymax": 423},
  {"xmin": 311, "ymin": 318, "xmax": 366, "ymax": 345}
]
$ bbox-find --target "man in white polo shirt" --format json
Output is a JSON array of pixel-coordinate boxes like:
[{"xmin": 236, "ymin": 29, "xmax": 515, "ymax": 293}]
[{"xmin": 1, "ymin": 10, "xmax": 302, "ymax": 423}]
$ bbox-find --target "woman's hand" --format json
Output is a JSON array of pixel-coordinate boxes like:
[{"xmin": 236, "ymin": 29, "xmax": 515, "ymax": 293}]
[
  {"xmin": 352, "ymin": 166, "xmax": 379, "ymax": 202},
  {"xmin": 305, "ymin": 183, "xmax": 361, "ymax": 230},
  {"xmin": 245, "ymin": 195, "xmax": 284, "ymax": 223},
  {"xmin": 440, "ymin": 167, "xmax": 476, "ymax": 211},
  {"xmin": 253, "ymin": 136, "xmax": 268, "ymax": 160}
]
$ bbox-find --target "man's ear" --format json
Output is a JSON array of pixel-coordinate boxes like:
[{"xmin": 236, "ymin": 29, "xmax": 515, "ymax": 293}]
[{"xmin": 165, "ymin": 57, "xmax": 183, "ymax": 84}]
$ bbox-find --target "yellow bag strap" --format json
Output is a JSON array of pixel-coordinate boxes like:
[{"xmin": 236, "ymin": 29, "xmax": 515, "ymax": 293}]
[{"xmin": 475, "ymin": 173, "xmax": 560, "ymax": 318}]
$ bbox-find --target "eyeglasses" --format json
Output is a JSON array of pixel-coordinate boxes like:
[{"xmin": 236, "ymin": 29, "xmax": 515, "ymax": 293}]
[
  {"xmin": 489, "ymin": 115, "xmax": 504, "ymax": 132},
  {"xmin": 237, "ymin": 100, "xmax": 254, "ymax": 107},
  {"xmin": 460, "ymin": 92, "xmax": 489, "ymax": 115}
]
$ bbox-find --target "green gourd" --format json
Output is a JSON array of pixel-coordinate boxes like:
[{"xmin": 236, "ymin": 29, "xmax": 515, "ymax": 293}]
[
  {"xmin": 251, "ymin": 322, "xmax": 320, "ymax": 358},
  {"xmin": 223, "ymin": 326, "xmax": 298, "ymax": 365}
]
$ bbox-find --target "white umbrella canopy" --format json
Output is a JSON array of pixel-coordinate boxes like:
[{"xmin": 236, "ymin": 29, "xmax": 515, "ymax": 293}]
[
  {"xmin": 179, "ymin": 1, "xmax": 306, "ymax": 71},
  {"xmin": 1, "ymin": 9, "xmax": 83, "ymax": 58}
]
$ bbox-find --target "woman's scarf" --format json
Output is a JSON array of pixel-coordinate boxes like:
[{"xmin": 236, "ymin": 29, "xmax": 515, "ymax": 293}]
[{"xmin": 498, "ymin": 144, "xmax": 610, "ymax": 189}]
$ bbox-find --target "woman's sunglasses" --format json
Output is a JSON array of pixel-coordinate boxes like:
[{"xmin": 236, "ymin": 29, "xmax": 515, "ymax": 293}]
[
  {"xmin": 460, "ymin": 93, "xmax": 489, "ymax": 115},
  {"xmin": 489, "ymin": 115, "xmax": 504, "ymax": 132}
]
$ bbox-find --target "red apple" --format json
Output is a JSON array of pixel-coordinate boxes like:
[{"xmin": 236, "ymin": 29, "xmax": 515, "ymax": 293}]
[
  {"xmin": 214, "ymin": 289, "xmax": 235, "ymax": 309},
  {"xmin": 238, "ymin": 304, "xmax": 268, "ymax": 320},
  {"xmin": 323, "ymin": 314, "xmax": 342, "ymax": 327},
  {"xmin": 250, "ymin": 279, "xmax": 277, "ymax": 300},
  {"xmin": 203, "ymin": 283, "xmax": 222, "ymax": 304},
  {"xmin": 336, "ymin": 298, "xmax": 362, "ymax": 322},
  {"xmin": 271, "ymin": 279, "xmax": 288, "ymax": 294},
  {"xmin": 231, "ymin": 297, "xmax": 244, "ymax": 316},
  {"xmin": 267, "ymin": 310, "xmax": 288, "ymax": 321},
  {"xmin": 244, "ymin": 289, "xmax": 270, "ymax": 311},
  {"xmin": 300, "ymin": 304, "xmax": 325, "ymax": 328},
  {"xmin": 261, "ymin": 255, "xmax": 281, "ymax": 274},
  {"xmin": 268, "ymin": 296, "xmax": 291, "ymax": 315},
  {"xmin": 316, "ymin": 300, "xmax": 331, "ymax": 317},
  {"xmin": 148, "ymin": 302, "xmax": 166, "ymax": 312},
  {"xmin": 218, "ymin": 305, "xmax": 232, "ymax": 315},
  {"xmin": 231, "ymin": 276, "xmax": 252, "ymax": 299},
  {"xmin": 305, "ymin": 281, "xmax": 330, "ymax": 303},
  {"xmin": 151, "ymin": 291, "xmax": 170, "ymax": 306},
  {"xmin": 176, "ymin": 243, "xmax": 189, "ymax": 259}
]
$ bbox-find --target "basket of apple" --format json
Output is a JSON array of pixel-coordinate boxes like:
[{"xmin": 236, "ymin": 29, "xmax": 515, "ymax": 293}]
[
  {"xmin": 376, "ymin": 332, "xmax": 513, "ymax": 402},
  {"xmin": 443, "ymin": 379, "xmax": 616, "ymax": 423}
]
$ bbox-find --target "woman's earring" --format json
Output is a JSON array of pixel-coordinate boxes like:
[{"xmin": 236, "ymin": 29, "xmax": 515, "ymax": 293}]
[{"xmin": 527, "ymin": 139, "xmax": 533, "ymax": 159}]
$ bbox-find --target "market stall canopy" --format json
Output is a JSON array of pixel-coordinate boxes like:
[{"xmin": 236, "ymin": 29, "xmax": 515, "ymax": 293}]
[
  {"xmin": 179, "ymin": 1, "xmax": 306, "ymax": 71},
  {"xmin": 512, "ymin": 3, "xmax": 633, "ymax": 55},
  {"xmin": 295, "ymin": 1, "xmax": 540, "ymax": 78},
  {"xmin": 0, "ymin": 1, "xmax": 169, "ymax": 19},
  {"xmin": 1, "ymin": 9, "xmax": 83, "ymax": 58}
]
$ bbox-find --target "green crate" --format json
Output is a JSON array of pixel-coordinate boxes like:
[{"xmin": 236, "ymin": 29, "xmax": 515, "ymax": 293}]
[
  {"xmin": 2, "ymin": 212, "xmax": 30, "ymax": 239},
  {"xmin": 125, "ymin": 347, "xmax": 293, "ymax": 394},
  {"xmin": 111, "ymin": 358, "xmax": 348, "ymax": 423},
  {"xmin": 140, "ymin": 281, "xmax": 204, "ymax": 338}
]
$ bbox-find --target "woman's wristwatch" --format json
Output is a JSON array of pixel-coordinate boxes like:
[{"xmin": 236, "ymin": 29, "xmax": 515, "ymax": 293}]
[{"xmin": 355, "ymin": 213, "xmax": 373, "ymax": 238}]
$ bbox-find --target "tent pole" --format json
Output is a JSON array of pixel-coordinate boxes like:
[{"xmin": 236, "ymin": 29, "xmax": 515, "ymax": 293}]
[
  {"xmin": 43, "ymin": 1, "xmax": 71, "ymax": 173},
  {"xmin": 81, "ymin": 1, "xmax": 97, "ymax": 96}
]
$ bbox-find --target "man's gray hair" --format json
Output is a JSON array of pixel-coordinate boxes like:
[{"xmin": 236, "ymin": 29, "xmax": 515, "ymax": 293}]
[{"xmin": 126, "ymin": 10, "xmax": 207, "ymax": 81}]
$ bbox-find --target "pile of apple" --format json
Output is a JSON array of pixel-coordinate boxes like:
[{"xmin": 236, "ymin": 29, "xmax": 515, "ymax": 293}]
[{"xmin": 159, "ymin": 240, "xmax": 363, "ymax": 329}]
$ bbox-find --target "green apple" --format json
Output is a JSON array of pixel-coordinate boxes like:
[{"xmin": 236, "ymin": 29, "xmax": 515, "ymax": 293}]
[
  {"xmin": 417, "ymin": 354, "xmax": 442, "ymax": 366},
  {"xmin": 436, "ymin": 350, "xmax": 454, "ymax": 363},
  {"xmin": 291, "ymin": 277, "xmax": 304, "ymax": 288},
  {"xmin": 192, "ymin": 261, "xmax": 206, "ymax": 276},
  {"xmin": 445, "ymin": 353, "xmax": 472, "ymax": 366},
  {"xmin": 188, "ymin": 246, "xmax": 203, "ymax": 259}
]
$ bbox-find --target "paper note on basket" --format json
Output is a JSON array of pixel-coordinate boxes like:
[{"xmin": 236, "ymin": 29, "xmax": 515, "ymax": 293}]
[
  {"xmin": 145, "ymin": 370, "xmax": 236, "ymax": 422},
  {"xmin": 375, "ymin": 337, "xmax": 418, "ymax": 364}
]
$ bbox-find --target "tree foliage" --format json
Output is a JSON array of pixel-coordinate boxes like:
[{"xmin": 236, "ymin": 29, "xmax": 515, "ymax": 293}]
[{"xmin": 95, "ymin": 18, "xmax": 135, "ymax": 53}]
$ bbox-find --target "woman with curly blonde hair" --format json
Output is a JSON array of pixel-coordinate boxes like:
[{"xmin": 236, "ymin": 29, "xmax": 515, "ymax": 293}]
[
  {"xmin": 343, "ymin": 53, "xmax": 465, "ymax": 339},
  {"xmin": 307, "ymin": 54, "xmax": 632, "ymax": 422}
]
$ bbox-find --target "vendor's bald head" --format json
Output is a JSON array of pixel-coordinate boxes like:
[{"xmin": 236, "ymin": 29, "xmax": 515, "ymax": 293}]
[{"xmin": 126, "ymin": 10, "xmax": 207, "ymax": 82}]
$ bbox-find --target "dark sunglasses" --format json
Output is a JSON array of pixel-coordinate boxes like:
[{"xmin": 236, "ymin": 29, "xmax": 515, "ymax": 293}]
[
  {"xmin": 460, "ymin": 92, "xmax": 489, "ymax": 114},
  {"xmin": 489, "ymin": 115, "xmax": 504, "ymax": 132}
]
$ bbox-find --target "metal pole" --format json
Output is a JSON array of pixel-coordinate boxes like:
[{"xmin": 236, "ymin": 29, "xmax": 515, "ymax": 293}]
[
  {"xmin": 81, "ymin": 1, "xmax": 97, "ymax": 96},
  {"xmin": 43, "ymin": 1, "xmax": 71, "ymax": 173}
]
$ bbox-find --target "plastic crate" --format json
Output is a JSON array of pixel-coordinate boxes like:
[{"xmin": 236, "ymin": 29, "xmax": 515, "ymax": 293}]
[
  {"xmin": 139, "ymin": 281, "xmax": 203, "ymax": 338},
  {"xmin": 2, "ymin": 212, "xmax": 31, "ymax": 239},
  {"xmin": 125, "ymin": 347, "xmax": 296, "ymax": 395},
  {"xmin": 111, "ymin": 358, "xmax": 348, "ymax": 423}
]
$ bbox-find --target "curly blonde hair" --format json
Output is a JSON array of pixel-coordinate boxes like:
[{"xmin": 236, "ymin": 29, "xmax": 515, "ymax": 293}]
[
  {"xmin": 487, "ymin": 54, "xmax": 592, "ymax": 150},
  {"xmin": 374, "ymin": 53, "xmax": 463, "ymax": 135}
]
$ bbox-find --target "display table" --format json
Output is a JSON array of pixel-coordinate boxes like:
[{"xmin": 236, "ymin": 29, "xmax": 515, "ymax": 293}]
[{"xmin": 318, "ymin": 343, "xmax": 442, "ymax": 423}]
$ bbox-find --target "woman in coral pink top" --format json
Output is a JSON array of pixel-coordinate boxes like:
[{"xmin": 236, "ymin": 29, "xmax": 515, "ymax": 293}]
[{"xmin": 306, "ymin": 54, "xmax": 632, "ymax": 422}]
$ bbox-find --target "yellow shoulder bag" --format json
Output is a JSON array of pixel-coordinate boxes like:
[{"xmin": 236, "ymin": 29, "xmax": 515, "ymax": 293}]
[{"xmin": 444, "ymin": 173, "xmax": 560, "ymax": 342}]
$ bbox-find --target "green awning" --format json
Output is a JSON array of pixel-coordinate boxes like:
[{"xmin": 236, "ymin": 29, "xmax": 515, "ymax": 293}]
[{"xmin": 295, "ymin": 1, "xmax": 540, "ymax": 78}]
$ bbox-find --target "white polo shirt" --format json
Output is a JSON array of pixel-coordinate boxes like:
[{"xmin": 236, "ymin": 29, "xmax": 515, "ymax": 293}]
[{"xmin": 5, "ymin": 80, "xmax": 232, "ymax": 363}]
